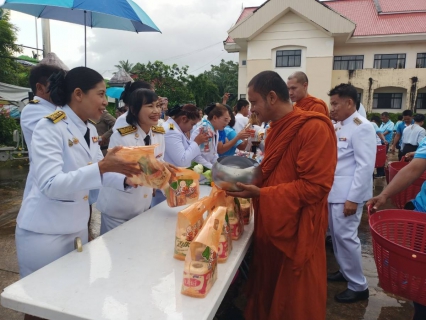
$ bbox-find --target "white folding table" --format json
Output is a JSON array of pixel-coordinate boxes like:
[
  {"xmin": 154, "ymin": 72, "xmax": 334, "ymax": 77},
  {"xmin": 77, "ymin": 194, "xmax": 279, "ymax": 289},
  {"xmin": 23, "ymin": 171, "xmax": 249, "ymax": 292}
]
[{"xmin": 1, "ymin": 186, "xmax": 254, "ymax": 320}]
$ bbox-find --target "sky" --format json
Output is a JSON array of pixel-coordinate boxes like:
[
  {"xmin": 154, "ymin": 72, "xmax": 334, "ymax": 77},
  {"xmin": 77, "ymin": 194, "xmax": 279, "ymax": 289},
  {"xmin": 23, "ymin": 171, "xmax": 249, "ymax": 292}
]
[{"xmin": 8, "ymin": 0, "xmax": 262, "ymax": 79}]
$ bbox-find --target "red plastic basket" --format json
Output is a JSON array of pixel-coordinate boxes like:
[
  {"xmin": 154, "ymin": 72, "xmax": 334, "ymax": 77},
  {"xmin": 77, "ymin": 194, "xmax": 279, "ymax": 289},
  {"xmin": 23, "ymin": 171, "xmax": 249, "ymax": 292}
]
[
  {"xmin": 369, "ymin": 209, "xmax": 426, "ymax": 304},
  {"xmin": 388, "ymin": 161, "xmax": 426, "ymax": 208},
  {"xmin": 375, "ymin": 145, "xmax": 387, "ymax": 168}
]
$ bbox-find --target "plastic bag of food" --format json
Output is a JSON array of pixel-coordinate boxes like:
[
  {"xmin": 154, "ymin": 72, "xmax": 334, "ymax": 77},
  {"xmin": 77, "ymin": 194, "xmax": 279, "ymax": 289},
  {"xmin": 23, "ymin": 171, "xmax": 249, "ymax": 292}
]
[
  {"xmin": 166, "ymin": 168, "xmax": 200, "ymax": 207},
  {"xmin": 206, "ymin": 186, "xmax": 232, "ymax": 262},
  {"xmin": 174, "ymin": 198, "xmax": 208, "ymax": 260},
  {"xmin": 239, "ymin": 198, "xmax": 252, "ymax": 225},
  {"xmin": 181, "ymin": 206, "xmax": 226, "ymax": 298},
  {"xmin": 229, "ymin": 197, "xmax": 245, "ymax": 240},
  {"xmin": 113, "ymin": 145, "xmax": 171, "ymax": 190}
]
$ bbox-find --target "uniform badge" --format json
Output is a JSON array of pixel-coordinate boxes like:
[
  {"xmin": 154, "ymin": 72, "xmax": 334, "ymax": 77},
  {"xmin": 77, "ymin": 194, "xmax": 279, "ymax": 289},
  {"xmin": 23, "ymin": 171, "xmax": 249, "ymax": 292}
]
[
  {"xmin": 135, "ymin": 133, "xmax": 139, "ymax": 138},
  {"xmin": 117, "ymin": 125, "xmax": 137, "ymax": 136},
  {"xmin": 353, "ymin": 118, "xmax": 362, "ymax": 126},
  {"xmin": 92, "ymin": 136, "xmax": 99, "ymax": 143},
  {"xmin": 45, "ymin": 110, "xmax": 66, "ymax": 124},
  {"xmin": 68, "ymin": 139, "xmax": 74, "ymax": 147},
  {"xmin": 339, "ymin": 137, "xmax": 347, "ymax": 141},
  {"xmin": 29, "ymin": 99, "xmax": 39, "ymax": 104},
  {"xmin": 72, "ymin": 137, "xmax": 79, "ymax": 144},
  {"xmin": 169, "ymin": 123, "xmax": 174, "ymax": 130},
  {"xmin": 152, "ymin": 126, "xmax": 165, "ymax": 134}
]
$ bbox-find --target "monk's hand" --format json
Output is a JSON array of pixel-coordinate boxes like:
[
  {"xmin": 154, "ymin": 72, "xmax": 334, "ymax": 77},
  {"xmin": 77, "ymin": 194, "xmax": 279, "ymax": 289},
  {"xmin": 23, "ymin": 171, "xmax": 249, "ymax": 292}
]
[
  {"xmin": 366, "ymin": 195, "xmax": 387, "ymax": 213},
  {"xmin": 343, "ymin": 200, "xmax": 358, "ymax": 217},
  {"xmin": 226, "ymin": 183, "xmax": 260, "ymax": 199}
]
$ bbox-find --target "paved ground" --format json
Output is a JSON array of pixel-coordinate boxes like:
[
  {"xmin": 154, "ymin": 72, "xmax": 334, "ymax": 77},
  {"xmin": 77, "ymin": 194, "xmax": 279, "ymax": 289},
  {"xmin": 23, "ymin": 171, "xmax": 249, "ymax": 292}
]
[{"xmin": 0, "ymin": 158, "xmax": 416, "ymax": 320}]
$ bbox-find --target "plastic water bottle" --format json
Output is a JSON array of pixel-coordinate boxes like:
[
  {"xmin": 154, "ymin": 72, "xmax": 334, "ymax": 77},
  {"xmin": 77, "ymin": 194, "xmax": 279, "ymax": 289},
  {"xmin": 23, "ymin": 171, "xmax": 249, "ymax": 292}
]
[{"xmin": 201, "ymin": 122, "xmax": 210, "ymax": 152}]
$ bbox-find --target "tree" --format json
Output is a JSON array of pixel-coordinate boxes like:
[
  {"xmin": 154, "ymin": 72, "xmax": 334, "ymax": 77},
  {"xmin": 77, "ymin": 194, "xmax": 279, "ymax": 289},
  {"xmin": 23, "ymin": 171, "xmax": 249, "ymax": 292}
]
[
  {"xmin": 187, "ymin": 74, "xmax": 219, "ymax": 109},
  {"xmin": 131, "ymin": 61, "xmax": 193, "ymax": 106},
  {"xmin": 0, "ymin": 9, "xmax": 28, "ymax": 86},
  {"xmin": 204, "ymin": 59, "xmax": 239, "ymax": 107},
  {"xmin": 114, "ymin": 60, "xmax": 134, "ymax": 74}
]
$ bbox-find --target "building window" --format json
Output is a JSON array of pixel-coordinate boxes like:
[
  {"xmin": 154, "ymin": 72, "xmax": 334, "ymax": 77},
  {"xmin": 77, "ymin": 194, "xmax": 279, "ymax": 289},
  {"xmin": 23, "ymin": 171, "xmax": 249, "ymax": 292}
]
[
  {"xmin": 241, "ymin": 60, "xmax": 247, "ymax": 66},
  {"xmin": 416, "ymin": 53, "xmax": 426, "ymax": 68},
  {"xmin": 374, "ymin": 54, "xmax": 406, "ymax": 69},
  {"xmin": 276, "ymin": 50, "xmax": 301, "ymax": 68},
  {"xmin": 417, "ymin": 93, "xmax": 426, "ymax": 109},
  {"xmin": 240, "ymin": 94, "xmax": 246, "ymax": 99},
  {"xmin": 333, "ymin": 55, "xmax": 364, "ymax": 70},
  {"xmin": 357, "ymin": 93, "xmax": 362, "ymax": 104},
  {"xmin": 373, "ymin": 93, "xmax": 403, "ymax": 109}
]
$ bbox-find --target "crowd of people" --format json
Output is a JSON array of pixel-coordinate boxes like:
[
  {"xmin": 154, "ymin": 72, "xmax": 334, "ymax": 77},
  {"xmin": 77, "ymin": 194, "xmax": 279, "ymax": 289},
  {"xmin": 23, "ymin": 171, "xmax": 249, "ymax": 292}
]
[{"xmin": 15, "ymin": 61, "xmax": 426, "ymax": 320}]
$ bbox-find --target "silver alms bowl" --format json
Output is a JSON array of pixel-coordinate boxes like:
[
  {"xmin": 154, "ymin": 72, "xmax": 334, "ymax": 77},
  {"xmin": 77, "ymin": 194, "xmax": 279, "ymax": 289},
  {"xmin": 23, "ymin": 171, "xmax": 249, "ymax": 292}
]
[{"xmin": 212, "ymin": 156, "xmax": 263, "ymax": 191}]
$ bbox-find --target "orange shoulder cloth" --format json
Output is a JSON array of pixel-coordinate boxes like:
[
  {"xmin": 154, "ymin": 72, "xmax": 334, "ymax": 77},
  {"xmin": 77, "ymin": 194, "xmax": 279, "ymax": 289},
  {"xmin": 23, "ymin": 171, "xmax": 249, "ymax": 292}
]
[
  {"xmin": 295, "ymin": 95, "xmax": 329, "ymax": 115},
  {"xmin": 261, "ymin": 108, "xmax": 334, "ymax": 182}
]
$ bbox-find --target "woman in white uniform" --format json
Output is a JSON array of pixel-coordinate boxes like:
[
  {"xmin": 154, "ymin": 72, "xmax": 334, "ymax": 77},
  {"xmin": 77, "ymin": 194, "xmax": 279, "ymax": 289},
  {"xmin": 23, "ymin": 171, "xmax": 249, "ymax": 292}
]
[
  {"xmin": 15, "ymin": 67, "xmax": 140, "ymax": 279},
  {"xmin": 112, "ymin": 80, "xmax": 153, "ymax": 131},
  {"xmin": 97, "ymin": 88, "xmax": 166, "ymax": 234},
  {"xmin": 190, "ymin": 103, "xmax": 231, "ymax": 169}
]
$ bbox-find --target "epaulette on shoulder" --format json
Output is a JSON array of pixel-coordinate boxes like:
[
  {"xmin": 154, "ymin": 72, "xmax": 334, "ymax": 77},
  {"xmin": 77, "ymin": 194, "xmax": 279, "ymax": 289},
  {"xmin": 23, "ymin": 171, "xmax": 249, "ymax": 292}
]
[
  {"xmin": 45, "ymin": 110, "xmax": 66, "ymax": 124},
  {"xmin": 88, "ymin": 119, "xmax": 97, "ymax": 125},
  {"xmin": 29, "ymin": 99, "xmax": 39, "ymax": 104},
  {"xmin": 353, "ymin": 118, "xmax": 362, "ymax": 126},
  {"xmin": 152, "ymin": 125, "xmax": 165, "ymax": 134},
  {"xmin": 117, "ymin": 125, "xmax": 137, "ymax": 136}
]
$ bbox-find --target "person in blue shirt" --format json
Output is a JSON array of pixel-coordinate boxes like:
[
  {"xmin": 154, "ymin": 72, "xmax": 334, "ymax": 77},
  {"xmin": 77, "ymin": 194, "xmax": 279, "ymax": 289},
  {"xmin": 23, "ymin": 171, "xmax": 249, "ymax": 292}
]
[
  {"xmin": 368, "ymin": 136, "xmax": 426, "ymax": 320},
  {"xmin": 375, "ymin": 112, "xmax": 394, "ymax": 177},
  {"xmin": 391, "ymin": 110, "xmax": 414, "ymax": 160},
  {"xmin": 217, "ymin": 106, "xmax": 250, "ymax": 156},
  {"xmin": 393, "ymin": 115, "xmax": 403, "ymax": 132}
]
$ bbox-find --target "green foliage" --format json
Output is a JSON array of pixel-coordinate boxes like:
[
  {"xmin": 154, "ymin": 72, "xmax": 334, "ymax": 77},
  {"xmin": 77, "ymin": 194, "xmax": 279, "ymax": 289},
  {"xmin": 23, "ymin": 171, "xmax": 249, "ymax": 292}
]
[
  {"xmin": 114, "ymin": 60, "xmax": 134, "ymax": 74},
  {"xmin": 132, "ymin": 61, "xmax": 193, "ymax": 106},
  {"xmin": 0, "ymin": 110, "xmax": 19, "ymax": 146},
  {"xmin": 187, "ymin": 74, "xmax": 219, "ymax": 109},
  {"xmin": 106, "ymin": 103, "xmax": 116, "ymax": 118},
  {"xmin": 204, "ymin": 59, "xmax": 238, "ymax": 107},
  {"xmin": 0, "ymin": 10, "xmax": 30, "ymax": 87}
]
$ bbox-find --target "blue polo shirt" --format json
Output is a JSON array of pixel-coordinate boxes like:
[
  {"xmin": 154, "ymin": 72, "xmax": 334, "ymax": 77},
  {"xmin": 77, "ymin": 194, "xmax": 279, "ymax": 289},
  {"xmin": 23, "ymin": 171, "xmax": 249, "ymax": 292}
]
[
  {"xmin": 396, "ymin": 120, "xmax": 414, "ymax": 146},
  {"xmin": 379, "ymin": 120, "xmax": 394, "ymax": 143},
  {"xmin": 412, "ymin": 137, "xmax": 426, "ymax": 212},
  {"xmin": 218, "ymin": 126, "xmax": 242, "ymax": 157}
]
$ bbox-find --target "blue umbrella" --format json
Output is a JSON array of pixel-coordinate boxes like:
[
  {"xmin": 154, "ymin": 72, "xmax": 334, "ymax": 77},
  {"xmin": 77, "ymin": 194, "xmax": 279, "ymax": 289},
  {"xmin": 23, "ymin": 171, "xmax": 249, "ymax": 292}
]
[
  {"xmin": 106, "ymin": 87, "xmax": 124, "ymax": 99},
  {"xmin": 1, "ymin": 0, "xmax": 161, "ymax": 66}
]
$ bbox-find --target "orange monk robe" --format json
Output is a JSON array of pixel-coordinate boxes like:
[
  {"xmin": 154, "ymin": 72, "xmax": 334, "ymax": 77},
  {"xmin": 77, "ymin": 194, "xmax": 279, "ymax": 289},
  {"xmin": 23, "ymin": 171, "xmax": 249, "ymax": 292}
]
[
  {"xmin": 294, "ymin": 94, "xmax": 329, "ymax": 116},
  {"xmin": 245, "ymin": 108, "xmax": 337, "ymax": 320}
]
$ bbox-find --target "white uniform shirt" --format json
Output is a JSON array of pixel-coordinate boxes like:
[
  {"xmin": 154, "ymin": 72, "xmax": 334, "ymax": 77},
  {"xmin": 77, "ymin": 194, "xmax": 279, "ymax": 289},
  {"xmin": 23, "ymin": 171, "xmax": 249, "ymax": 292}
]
[
  {"xmin": 20, "ymin": 97, "xmax": 57, "ymax": 200},
  {"xmin": 112, "ymin": 111, "xmax": 128, "ymax": 132},
  {"xmin": 190, "ymin": 120, "xmax": 218, "ymax": 169},
  {"xmin": 234, "ymin": 113, "xmax": 249, "ymax": 134},
  {"xmin": 97, "ymin": 123, "xmax": 165, "ymax": 220},
  {"xmin": 401, "ymin": 124, "xmax": 426, "ymax": 149},
  {"xmin": 17, "ymin": 105, "xmax": 126, "ymax": 234},
  {"xmin": 162, "ymin": 118, "xmax": 201, "ymax": 167},
  {"xmin": 371, "ymin": 122, "xmax": 383, "ymax": 145},
  {"xmin": 328, "ymin": 112, "xmax": 376, "ymax": 204}
]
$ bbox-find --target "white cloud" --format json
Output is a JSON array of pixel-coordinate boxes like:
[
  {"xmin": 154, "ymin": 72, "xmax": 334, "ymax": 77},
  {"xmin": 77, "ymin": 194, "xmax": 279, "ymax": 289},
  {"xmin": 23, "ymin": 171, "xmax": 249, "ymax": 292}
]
[{"xmin": 9, "ymin": 0, "xmax": 261, "ymax": 79}]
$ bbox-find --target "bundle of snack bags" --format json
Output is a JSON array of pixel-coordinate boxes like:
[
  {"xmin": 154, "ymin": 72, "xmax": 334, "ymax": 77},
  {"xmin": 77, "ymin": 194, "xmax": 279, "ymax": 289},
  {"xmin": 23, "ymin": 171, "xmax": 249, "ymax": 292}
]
[{"xmin": 166, "ymin": 168, "xmax": 200, "ymax": 207}]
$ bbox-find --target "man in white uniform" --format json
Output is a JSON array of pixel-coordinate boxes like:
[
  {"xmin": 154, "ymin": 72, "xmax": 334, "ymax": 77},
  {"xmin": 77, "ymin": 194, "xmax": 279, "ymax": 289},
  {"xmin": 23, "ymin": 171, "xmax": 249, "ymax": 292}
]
[
  {"xmin": 233, "ymin": 99, "xmax": 249, "ymax": 133},
  {"xmin": 327, "ymin": 83, "xmax": 376, "ymax": 303},
  {"xmin": 20, "ymin": 64, "xmax": 62, "ymax": 200}
]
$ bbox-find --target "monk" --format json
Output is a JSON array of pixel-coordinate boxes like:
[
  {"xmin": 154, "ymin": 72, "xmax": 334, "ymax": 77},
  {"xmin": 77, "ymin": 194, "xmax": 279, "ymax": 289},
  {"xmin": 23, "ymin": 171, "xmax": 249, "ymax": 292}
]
[
  {"xmin": 287, "ymin": 71, "xmax": 329, "ymax": 116},
  {"xmin": 228, "ymin": 71, "xmax": 337, "ymax": 320}
]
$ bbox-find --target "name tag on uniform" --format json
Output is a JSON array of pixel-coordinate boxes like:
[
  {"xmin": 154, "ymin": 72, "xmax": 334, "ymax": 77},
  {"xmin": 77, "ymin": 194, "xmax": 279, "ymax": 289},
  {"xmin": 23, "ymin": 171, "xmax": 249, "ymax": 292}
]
[{"xmin": 339, "ymin": 137, "xmax": 347, "ymax": 141}]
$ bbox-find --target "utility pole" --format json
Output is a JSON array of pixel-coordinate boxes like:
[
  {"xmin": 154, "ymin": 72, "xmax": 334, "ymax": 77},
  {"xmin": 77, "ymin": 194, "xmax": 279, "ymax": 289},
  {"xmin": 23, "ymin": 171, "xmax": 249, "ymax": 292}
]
[{"xmin": 41, "ymin": 19, "xmax": 51, "ymax": 57}]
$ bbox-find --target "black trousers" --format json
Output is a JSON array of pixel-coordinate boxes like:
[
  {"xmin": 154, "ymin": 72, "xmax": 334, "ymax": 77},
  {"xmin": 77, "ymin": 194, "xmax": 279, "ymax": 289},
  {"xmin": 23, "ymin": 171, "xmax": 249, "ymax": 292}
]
[
  {"xmin": 399, "ymin": 144, "xmax": 418, "ymax": 161},
  {"xmin": 404, "ymin": 201, "xmax": 426, "ymax": 320}
]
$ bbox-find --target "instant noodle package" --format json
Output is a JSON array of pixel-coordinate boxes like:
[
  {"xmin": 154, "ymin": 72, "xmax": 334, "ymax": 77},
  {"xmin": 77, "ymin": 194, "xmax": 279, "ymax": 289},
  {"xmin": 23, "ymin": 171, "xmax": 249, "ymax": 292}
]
[
  {"xmin": 238, "ymin": 198, "xmax": 252, "ymax": 225},
  {"xmin": 174, "ymin": 198, "xmax": 208, "ymax": 260},
  {"xmin": 114, "ymin": 145, "xmax": 171, "ymax": 189},
  {"xmin": 166, "ymin": 168, "xmax": 200, "ymax": 207},
  {"xmin": 181, "ymin": 206, "xmax": 226, "ymax": 298}
]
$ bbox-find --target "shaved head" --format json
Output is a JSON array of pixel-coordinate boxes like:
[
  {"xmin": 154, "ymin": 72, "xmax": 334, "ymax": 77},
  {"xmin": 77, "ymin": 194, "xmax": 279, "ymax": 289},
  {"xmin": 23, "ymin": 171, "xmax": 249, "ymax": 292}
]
[
  {"xmin": 288, "ymin": 71, "xmax": 309, "ymax": 85},
  {"xmin": 287, "ymin": 72, "xmax": 309, "ymax": 103}
]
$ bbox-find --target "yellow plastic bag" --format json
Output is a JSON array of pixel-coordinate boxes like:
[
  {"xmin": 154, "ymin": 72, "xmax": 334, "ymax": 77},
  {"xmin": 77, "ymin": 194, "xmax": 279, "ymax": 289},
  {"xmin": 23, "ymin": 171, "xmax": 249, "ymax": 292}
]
[
  {"xmin": 181, "ymin": 206, "xmax": 226, "ymax": 298},
  {"xmin": 174, "ymin": 198, "xmax": 208, "ymax": 260},
  {"xmin": 166, "ymin": 168, "xmax": 200, "ymax": 207},
  {"xmin": 207, "ymin": 186, "xmax": 232, "ymax": 263}
]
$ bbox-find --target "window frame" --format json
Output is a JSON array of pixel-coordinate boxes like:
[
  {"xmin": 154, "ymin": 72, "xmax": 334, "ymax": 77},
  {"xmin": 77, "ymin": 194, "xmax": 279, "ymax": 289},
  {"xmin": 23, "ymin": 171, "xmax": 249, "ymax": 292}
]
[
  {"xmin": 333, "ymin": 55, "xmax": 364, "ymax": 70},
  {"xmin": 275, "ymin": 50, "xmax": 302, "ymax": 68},
  {"xmin": 416, "ymin": 93, "xmax": 426, "ymax": 109},
  {"xmin": 373, "ymin": 92, "xmax": 403, "ymax": 109},
  {"xmin": 374, "ymin": 53, "xmax": 406, "ymax": 69},
  {"xmin": 416, "ymin": 53, "xmax": 426, "ymax": 68}
]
